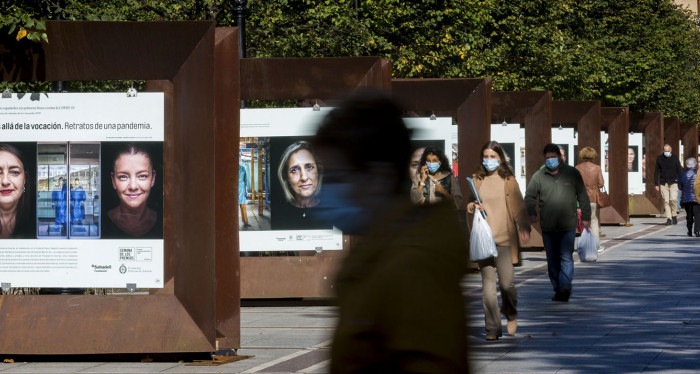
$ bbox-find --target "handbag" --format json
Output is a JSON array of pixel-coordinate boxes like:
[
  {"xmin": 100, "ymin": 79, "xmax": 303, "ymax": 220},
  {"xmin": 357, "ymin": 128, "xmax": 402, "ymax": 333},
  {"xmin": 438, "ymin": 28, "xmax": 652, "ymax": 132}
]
[
  {"xmin": 597, "ymin": 186, "xmax": 611, "ymax": 208},
  {"xmin": 469, "ymin": 209, "xmax": 498, "ymax": 261}
]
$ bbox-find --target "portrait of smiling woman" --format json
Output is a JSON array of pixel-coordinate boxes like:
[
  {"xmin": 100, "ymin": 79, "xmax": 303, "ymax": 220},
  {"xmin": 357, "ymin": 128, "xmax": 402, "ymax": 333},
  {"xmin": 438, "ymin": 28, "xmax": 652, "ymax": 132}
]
[
  {"xmin": 101, "ymin": 142, "xmax": 163, "ymax": 239},
  {"xmin": 271, "ymin": 139, "xmax": 329, "ymax": 230},
  {"xmin": 0, "ymin": 143, "xmax": 35, "ymax": 239}
]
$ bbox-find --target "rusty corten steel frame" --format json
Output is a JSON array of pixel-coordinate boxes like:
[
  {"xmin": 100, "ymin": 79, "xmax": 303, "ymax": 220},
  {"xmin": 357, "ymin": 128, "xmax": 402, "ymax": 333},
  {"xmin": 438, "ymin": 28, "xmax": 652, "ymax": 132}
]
[
  {"xmin": 238, "ymin": 57, "xmax": 391, "ymax": 298},
  {"xmin": 665, "ymin": 118, "xmax": 681, "ymax": 157},
  {"xmin": 214, "ymin": 28, "xmax": 241, "ymax": 350},
  {"xmin": 0, "ymin": 21, "xmax": 234, "ymax": 354},
  {"xmin": 491, "ymin": 91, "xmax": 552, "ymax": 248},
  {"xmin": 491, "ymin": 91, "xmax": 552, "ymax": 249},
  {"xmin": 600, "ymin": 108, "xmax": 630, "ymax": 224},
  {"xmin": 491, "ymin": 91, "xmax": 553, "ymax": 182},
  {"xmin": 391, "ymin": 78, "xmax": 492, "ymax": 208},
  {"xmin": 551, "ymin": 100, "xmax": 602, "ymax": 162},
  {"xmin": 681, "ymin": 122, "xmax": 699, "ymax": 164},
  {"xmin": 629, "ymin": 113, "xmax": 664, "ymax": 215}
]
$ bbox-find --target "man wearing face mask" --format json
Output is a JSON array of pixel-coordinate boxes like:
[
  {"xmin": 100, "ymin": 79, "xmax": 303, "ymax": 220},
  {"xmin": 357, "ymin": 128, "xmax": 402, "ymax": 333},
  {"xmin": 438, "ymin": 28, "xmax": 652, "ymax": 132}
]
[
  {"xmin": 654, "ymin": 144, "xmax": 683, "ymax": 225},
  {"xmin": 525, "ymin": 143, "xmax": 590, "ymax": 302}
]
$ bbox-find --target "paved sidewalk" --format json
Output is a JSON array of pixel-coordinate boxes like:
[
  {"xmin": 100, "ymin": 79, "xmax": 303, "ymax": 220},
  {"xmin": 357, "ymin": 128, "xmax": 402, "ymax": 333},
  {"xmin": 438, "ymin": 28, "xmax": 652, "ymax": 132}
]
[{"xmin": 1, "ymin": 215, "xmax": 699, "ymax": 373}]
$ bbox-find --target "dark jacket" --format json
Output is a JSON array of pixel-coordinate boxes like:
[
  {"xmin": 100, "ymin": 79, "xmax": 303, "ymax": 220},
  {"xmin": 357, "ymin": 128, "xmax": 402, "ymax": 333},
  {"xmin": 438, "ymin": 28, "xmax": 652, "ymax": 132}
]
[
  {"xmin": 679, "ymin": 169, "xmax": 697, "ymax": 204},
  {"xmin": 654, "ymin": 153, "xmax": 683, "ymax": 186},
  {"xmin": 524, "ymin": 163, "xmax": 591, "ymax": 232},
  {"xmin": 331, "ymin": 201, "xmax": 469, "ymax": 373}
]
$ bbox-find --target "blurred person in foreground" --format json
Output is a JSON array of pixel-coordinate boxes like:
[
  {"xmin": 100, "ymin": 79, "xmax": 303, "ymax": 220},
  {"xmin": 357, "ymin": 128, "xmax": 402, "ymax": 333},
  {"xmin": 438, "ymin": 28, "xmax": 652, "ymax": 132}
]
[
  {"xmin": 467, "ymin": 141, "xmax": 530, "ymax": 341},
  {"xmin": 575, "ymin": 147, "xmax": 605, "ymax": 247},
  {"xmin": 314, "ymin": 90, "xmax": 469, "ymax": 373},
  {"xmin": 679, "ymin": 157, "xmax": 700, "ymax": 237},
  {"xmin": 525, "ymin": 144, "xmax": 590, "ymax": 302}
]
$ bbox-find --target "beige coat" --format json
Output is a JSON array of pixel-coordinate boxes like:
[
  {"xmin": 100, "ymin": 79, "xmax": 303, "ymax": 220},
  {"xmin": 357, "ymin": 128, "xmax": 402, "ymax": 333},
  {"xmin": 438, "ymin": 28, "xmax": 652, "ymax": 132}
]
[
  {"xmin": 575, "ymin": 161, "xmax": 605, "ymax": 204},
  {"xmin": 693, "ymin": 173, "xmax": 700, "ymax": 202},
  {"xmin": 467, "ymin": 174, "xmax": 531, "ymax": 265}
]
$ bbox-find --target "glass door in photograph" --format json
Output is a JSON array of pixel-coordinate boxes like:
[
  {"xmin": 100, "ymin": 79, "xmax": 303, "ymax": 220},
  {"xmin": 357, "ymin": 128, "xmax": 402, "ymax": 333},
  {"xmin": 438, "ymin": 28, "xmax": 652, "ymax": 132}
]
[
  {"xmin": 68, "ymin": 143, "xmax": 101, "ymax": 237},
  {"xmin": 37, "ymin": 144, "xmax": 68, "ymax": 238}
]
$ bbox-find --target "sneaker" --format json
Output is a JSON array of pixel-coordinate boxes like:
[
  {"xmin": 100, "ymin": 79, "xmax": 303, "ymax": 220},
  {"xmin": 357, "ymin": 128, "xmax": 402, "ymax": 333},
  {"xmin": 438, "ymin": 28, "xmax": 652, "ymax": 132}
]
[
  {"xmin": 666, "ymin": 219, "xmax": 672, "ymax": 225},
  {"xmin": 485, "ymin": 332, "xmax": 501, "ymax": 341},
  {"xmin": 695, "ymin": 232, "xmax": 700, "ymax": 237},
  {"xmin": 597, "ymin": 246, "xmax": 605, "ymax": 253},
  {"xmin": 599, "ymin": 234, "xmax": 606, "ymax": 238},
  {"xmin": 673, "ymin": 216, "xmax": 678, "ymax": 224}
]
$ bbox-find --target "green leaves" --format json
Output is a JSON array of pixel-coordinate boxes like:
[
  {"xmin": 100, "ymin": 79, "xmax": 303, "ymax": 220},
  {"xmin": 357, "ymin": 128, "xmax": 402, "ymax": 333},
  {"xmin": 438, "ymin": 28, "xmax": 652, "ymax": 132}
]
[{"xmin": 2, "ymin": 0, "xmax": 699, "ymax": 122}]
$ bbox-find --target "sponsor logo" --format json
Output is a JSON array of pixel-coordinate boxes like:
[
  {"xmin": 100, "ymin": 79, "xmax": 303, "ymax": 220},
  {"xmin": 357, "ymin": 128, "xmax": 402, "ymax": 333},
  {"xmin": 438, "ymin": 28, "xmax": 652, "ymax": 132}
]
[
  {"xmin": 119, "ymin": 264, "xmax": 127, "ymax": 274},
  {"xmin": 120, "ymin": 247, "xmax": 135, "ymax": 261},
  {"xmin": 91, "ymin": 264, "xmax": 112, "ymax": 273}
]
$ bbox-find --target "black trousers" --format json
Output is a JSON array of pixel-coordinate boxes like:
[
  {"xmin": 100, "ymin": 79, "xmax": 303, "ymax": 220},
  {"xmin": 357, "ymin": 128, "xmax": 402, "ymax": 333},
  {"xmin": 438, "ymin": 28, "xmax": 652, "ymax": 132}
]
[{"xmin": 683, "ymin": 203, "xmax": 700, "ymax": 233}]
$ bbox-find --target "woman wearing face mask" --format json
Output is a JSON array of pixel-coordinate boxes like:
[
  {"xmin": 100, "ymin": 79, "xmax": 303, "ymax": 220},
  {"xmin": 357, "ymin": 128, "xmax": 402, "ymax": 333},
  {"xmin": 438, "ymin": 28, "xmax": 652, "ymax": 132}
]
[
  {"xmin": 467, "ymin": 141, "xmax": 531, "ymax": 341},
  {"xmin": 411, "ymin": 147, "xmax": 463, "ymax": 209}
]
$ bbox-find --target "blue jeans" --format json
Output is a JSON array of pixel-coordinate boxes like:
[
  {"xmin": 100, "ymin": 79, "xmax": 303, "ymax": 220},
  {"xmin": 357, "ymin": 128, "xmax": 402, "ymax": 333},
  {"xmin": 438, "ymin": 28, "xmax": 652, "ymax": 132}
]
[{"xmin": 542, "ymin": 231, "xmax": 576, "ymax": 293}]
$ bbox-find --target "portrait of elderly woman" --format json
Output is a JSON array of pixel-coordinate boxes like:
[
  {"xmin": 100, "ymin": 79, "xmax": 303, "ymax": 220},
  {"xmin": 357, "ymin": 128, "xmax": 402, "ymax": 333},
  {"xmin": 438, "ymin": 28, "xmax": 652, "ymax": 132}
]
[
  {"xmin": 101, "ymin": 142, "xmax": 163, "ymax": 239},
  {"xmin": 270, "ymin": 139, "xmax": 330, "ymax": 230},
  {"xmin": 0, "ymin": 143, "xmax": 35, "ymax": 239}
]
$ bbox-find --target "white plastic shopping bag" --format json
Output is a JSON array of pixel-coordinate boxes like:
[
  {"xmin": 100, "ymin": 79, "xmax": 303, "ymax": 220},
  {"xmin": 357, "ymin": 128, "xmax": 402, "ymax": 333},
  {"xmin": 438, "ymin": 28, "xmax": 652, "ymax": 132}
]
[
  {"xmin": 469, "ymin": 209, "xmax": 498, "ymax": 261},
  {"xmin": 577, "ymin": 228, "xmax": 598, "ymax": 262}
]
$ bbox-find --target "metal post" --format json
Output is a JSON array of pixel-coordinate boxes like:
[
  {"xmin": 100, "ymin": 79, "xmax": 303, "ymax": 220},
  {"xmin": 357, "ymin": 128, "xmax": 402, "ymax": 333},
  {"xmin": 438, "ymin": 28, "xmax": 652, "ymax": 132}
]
[
  {"xmin": 54, "ymin": 0, "xmax": 65, "ymax": 93},
  {"xmin": 232, "ymin": 0, "xmax": 248, "ymax": 108}
]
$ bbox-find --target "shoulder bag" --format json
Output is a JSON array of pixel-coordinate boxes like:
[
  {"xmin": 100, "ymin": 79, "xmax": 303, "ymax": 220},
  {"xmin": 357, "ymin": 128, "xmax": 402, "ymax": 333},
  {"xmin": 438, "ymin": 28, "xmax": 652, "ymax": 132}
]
[{"xmin": 597, "ymin": 186, "xmax": 611, "ymax": 208}]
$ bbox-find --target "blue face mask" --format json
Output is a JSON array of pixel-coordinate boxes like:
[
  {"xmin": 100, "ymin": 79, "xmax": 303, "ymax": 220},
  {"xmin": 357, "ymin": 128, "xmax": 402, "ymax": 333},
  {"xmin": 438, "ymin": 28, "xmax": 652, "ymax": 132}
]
[
  {"xmin": 664, "ymin": 151, "xmax": 671, "ymax": 157},
  {"xmin": 427, "ymin": 162, "xmax": 440, "ymax": 173},
  {"xmin": 545, "ymin": 157, "xmax": 560, "ymax": 170},
  {"xmin": 483, "ymin": 159, "xmax": 500, "ymax": 172}
]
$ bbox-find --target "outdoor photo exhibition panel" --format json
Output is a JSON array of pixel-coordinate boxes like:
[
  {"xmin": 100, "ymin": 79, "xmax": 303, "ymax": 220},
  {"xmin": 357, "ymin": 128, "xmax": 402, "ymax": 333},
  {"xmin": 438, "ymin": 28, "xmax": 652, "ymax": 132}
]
[
  {"xmin": 239, "ymin": 108, "xmax": 452, "ymax": 252},
  {"xmin": 490, "ymin": 123, "xmax": 526, "ymax": 196},
  {"xmin": 0, "ymin": 93, "xmax": 164, "ymax": 288}
]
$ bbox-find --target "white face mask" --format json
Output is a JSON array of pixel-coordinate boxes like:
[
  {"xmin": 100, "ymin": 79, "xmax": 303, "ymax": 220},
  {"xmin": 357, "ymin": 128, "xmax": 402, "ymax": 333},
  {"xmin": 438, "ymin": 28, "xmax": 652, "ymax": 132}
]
[{"xmin": 664, "ymin": 151, "xmax": 671, "ymax": 157}]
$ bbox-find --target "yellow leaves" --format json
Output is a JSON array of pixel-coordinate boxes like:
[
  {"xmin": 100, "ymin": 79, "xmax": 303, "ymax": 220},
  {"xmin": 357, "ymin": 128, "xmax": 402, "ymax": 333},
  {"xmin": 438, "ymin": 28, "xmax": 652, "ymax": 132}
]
[
  {"xmin": 416, "ymin": 64, "xmax": 423, "ymax": 73},
  {"xmin": 459, "ymin": 51, "xmax": 466, "ymax": 59},
  {"xmin": 16, "ymin": 29, "xmax": 27, "ymax": 41}
]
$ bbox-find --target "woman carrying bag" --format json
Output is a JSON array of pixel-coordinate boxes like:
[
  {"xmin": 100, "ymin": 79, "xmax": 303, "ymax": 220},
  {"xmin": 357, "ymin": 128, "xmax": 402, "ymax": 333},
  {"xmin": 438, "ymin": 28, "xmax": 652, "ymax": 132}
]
[
  {"xmin": 575, "ymin": 147, "xmax": 605, "ymax": 245},
  {"xmin": 467, "ymin": 141, "xmax": 531, "ymax": 341}
]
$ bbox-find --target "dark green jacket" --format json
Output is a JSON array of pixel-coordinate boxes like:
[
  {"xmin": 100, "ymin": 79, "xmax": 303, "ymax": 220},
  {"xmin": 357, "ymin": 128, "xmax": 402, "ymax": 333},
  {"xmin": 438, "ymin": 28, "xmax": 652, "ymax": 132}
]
[{"xmin": 524, "ymin": 164, "xmax": 591, "ymax": 232}]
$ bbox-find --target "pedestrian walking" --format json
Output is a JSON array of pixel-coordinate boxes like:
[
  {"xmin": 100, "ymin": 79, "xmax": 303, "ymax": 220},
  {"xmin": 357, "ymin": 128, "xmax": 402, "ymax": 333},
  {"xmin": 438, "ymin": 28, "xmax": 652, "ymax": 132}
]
[
  {"xmin": 654, "ymin": 144, "xmax": 683, "ymax": 225},
  {"xmin": 316, "ymin": 90, "xmax": 469, "ymax": 373},
  {"xmin": 679, "ymin": 157, "xmax": 700, "ymax": 236},
  {"xmin": 525, "ymin": 143, "xmax": 590, "ymax": 302},
  {"xmin": 575, "ymin": 147, "xmax": 605, "ymax": 248},
  {"xmin": 467, "ymin": 141, "xmax": 530, "ymax": 341}
]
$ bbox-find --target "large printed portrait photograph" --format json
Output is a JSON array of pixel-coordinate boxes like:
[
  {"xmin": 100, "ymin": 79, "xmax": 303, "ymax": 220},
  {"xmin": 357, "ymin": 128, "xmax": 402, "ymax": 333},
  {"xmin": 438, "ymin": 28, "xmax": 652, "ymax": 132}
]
[
  {"xmin": 100, "ymin": 142, "xmax": 164, "ymax": 239},
  {"xmin": 269, "ymin": 137, "xmax": 332, "ymax": 231},
  {"xmin": 0, "ymin": 142, "xmax": 37, "ymax": 239}
]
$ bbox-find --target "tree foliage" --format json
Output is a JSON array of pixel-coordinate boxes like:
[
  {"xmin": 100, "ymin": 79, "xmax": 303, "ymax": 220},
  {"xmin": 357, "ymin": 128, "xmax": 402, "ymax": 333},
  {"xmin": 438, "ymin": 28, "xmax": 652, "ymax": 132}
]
[{"xmin": 2, "ymin": 0, "xmax": 699, "ymax": 122}]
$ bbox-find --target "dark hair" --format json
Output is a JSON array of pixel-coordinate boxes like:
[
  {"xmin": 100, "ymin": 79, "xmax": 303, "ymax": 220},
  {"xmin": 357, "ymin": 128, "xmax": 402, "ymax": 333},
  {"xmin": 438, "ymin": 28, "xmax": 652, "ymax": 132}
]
[
  {"xmin": 476, "ymin": 141, "xmax": 514, "ymax": 179},
  {"xmin": 419, "ymin": 147, "xmax": 452, "ymax": 175},
  {"xmin": 543, "ymin": 143, "xmax": 561, "ymax": 157},
  {"xmin": 0, "ymin": 143, "xmax": 31, "ymax": 237},
  {"xmin": 112, "ymin": 143, "xmax": 154, "ymax": 172},
  {"xmin": 314, "ymin": 89, "xmax": 412, "ymax": 193}
]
